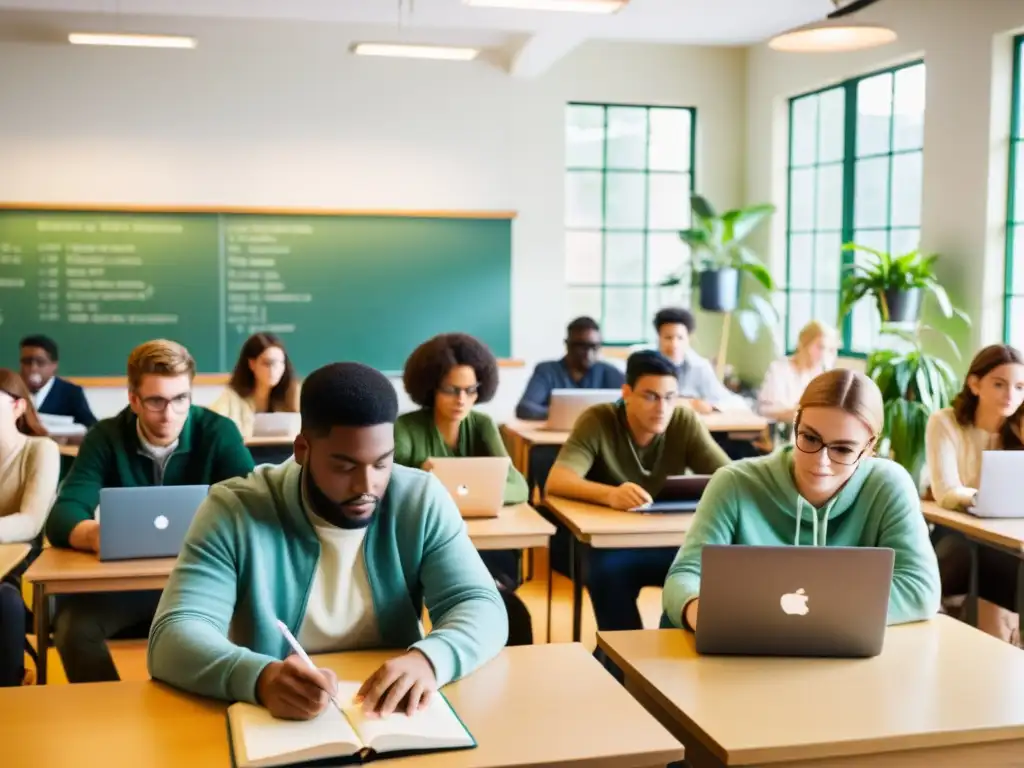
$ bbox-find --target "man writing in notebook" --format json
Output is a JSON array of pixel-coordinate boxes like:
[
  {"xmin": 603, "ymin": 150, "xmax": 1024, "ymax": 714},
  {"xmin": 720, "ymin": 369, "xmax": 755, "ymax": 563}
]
[{"xmin": 148, "ymin": 362, "xmax": 508, "ymax": 720}]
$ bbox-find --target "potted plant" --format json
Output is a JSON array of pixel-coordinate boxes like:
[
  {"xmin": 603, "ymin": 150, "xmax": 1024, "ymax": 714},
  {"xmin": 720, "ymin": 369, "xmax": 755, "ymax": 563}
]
[{"xmin": 839, "ymin": 245, "xmax": 958, "ymax": 324}]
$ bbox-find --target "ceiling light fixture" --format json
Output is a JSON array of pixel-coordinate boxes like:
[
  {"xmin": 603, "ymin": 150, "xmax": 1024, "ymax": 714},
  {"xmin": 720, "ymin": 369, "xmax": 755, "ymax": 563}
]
[
  {"xmin": 769, "ymin": 0, "xmax": 895, "ymax": 53},
  {"xmin": 352, "ymin": 43, "xmax": 480, "ymax": 61},
  {"xmin": 464, "ymin": 0, "xmax": 626, "ymax": 14},
  {"xmin": 68, "ymin": 32, "xmax": 197, "ymax": 49}
]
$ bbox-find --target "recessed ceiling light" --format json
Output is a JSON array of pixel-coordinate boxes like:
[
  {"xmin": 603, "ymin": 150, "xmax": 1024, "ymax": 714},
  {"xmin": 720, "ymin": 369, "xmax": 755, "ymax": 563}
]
[
  {"xmin": 68, "ymin": 32, "xmax": 197, "ymax": 49},
  {"xmin": 351, "ymin": 43, "xmax": 480, "ymax": 61},
  {"xmin": 464, "ymin": 0, "xmax": 626, "ymax": 13}
]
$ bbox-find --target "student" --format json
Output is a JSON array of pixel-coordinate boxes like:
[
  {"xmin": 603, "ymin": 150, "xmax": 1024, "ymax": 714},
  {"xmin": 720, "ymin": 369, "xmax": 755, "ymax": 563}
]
[
  {"xmin": 663, "ymin": 369, "xmax": 941, "ymax": 632},
  {"xmin": 653, "ymin": 307, "xmax": 741, "ymax": 413},
  {"xmin": 45, "ymin": 339, "xmax": 255, "ymax": 684},
  {"xmin": 208, "ymin": 332, "xmax": 300, "ymax": 439},
  {"xmin": 516, "ymin": 316, "xmax": 625, "ymax": 421},
  {"xmin": 18, "ymin": 334, "xmax": 97, "ymax": 427},
  {"xmin": 0, "ymin": 369, "xmax": 60, "ymax": 686},
  {"xmin": 148, "ymin": 362, "xmax": 507, "ymax": 720},
  {"xmin": 545, "ymin": 350, "xmax": 730, "ymax": 631},
  {"xmin": 926, "ymin": 344, "xmax": 1024, "ymax": 619},
  {"xmin": 758, "ymin": 320, "xmax": 838, "ymax": 422}
]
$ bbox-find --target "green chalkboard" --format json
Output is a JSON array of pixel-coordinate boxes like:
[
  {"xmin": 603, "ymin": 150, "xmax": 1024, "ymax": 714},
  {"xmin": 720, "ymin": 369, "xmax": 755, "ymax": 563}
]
[{"xmin": 0, "ymin": 208, "xmax": 512, "ymax": 376}]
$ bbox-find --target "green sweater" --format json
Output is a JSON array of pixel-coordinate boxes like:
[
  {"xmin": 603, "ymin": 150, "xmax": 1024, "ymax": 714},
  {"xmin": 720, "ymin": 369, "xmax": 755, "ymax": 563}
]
[
  {"xmin": 662, "ymin": 447, "xmax": 941, "ymax": 628},
  {"xmin": 147, "ymin": 460, "xmax": 508, "ymax": 703},
  {"xmin": 46, "ymin": 405, "xmax": 255, "ymax": 548},
  {"xmin": 394, "ymin": 408, "xmax": 528, "ymax": 505},
  {"xmin": 552, "ymin": 402, "xmax": 730, "ymax": 496}
]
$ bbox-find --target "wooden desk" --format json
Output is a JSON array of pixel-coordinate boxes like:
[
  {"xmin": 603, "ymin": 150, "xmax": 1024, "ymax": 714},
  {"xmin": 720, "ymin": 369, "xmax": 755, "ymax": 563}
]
[
  {"xmin": 59, "ymin": 443, "xmax": 79, "ymax": 458},
  {"xmin": 545, "ymin": 495, "xmax": 692, "ymax": 642},
  {"xmin": 2, "ymin": 644, "xmax": 684, "ymax": 768},
  {"xmin": 24, "ymin": 506, "xmax": 556, "ymax": 683},
  {"xmin": 58, "ymin": 436, "xmax": 294, "ymax": 458},
  {"xmin": 599, "ymin": 616, "xmax": 1024, "ymax": 768},
  {"xmin": 0, "ymin": 543, "xmax": 30, "ymax": 579}
]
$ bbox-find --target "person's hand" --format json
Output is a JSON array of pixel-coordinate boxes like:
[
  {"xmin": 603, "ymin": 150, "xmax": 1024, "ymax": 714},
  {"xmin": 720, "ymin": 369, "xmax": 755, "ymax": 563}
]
[
  {"xmin": 606, "ymin": 482, "xmax": 653, "ymax": 510},
  {"xmin": 421, "ymin": 459, "xmax": 435, "ymax": 472},
  {"xmin": 256, "ymin": 655, "xmax": 339, "ymax": 721},
  {"xmin": 684, "ymin": 598, "xmax": 700, "ymax": 631},
  {"xmin": 356, "ymin": 650, "xmax": 437, "ymax": 718},
  {"xmin": 70, "ymin": 519, "xmax": 101, "ymax": 553},
  {"xmin": 688, "ymin": 399, "xmax": 715, "ymax": 415}
]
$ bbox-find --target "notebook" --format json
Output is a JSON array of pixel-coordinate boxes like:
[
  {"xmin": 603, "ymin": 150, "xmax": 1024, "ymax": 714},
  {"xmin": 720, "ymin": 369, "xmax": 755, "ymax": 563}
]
[{"xmin": 227, "ymin": 681, "xmax": 475, "ymax": 768}]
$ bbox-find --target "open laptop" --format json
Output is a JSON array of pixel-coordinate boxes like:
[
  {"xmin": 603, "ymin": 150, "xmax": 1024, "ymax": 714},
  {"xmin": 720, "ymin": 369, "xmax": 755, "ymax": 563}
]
[
  {"xmin": 428, "ymin": 457, "xmax": 509, "ymax": 518},
  {"xmin": 252, "ymin": 412, "xmax": 301, "ymax": 438},
  {"xmin": 98, "ymin": 485, "xmax": 210, "ymax": 561},
  {"xmin": 966, "ymin": 451, "xmax": 1024, "ymax": 518},
  {"xmin": 544, "ymin": 389, "xmax": 622, "ymax": 431},
  {"xmin": 695, "ymin": 545, "xmax": 894, "ymax": 658},
  {"xmin": 631, "ymin": 474, "xmax": 712, "ymax": 513}
]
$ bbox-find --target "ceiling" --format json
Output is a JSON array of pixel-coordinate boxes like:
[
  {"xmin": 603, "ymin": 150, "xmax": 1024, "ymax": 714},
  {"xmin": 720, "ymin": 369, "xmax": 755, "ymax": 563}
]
[{"xmin": 0, "ymin": 0, "xmax": 836, "ymax": 75}]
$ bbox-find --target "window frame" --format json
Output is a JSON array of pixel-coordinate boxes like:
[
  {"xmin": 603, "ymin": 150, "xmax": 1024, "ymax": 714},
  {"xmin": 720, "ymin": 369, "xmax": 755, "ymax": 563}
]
[{"xmin": 1005, "ymin": 34, "xmax": 1024, "ymax": 345}]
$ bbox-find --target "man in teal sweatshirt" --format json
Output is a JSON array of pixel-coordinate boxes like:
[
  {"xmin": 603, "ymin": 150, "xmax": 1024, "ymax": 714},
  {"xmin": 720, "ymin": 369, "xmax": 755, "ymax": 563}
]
[
  {"xmin": 148, "ymin": 361, "xmax": 508, "ymax": 721},
  {"xmin": 47, "ymin": 340, "xmax": 254, "ymax": 683}
]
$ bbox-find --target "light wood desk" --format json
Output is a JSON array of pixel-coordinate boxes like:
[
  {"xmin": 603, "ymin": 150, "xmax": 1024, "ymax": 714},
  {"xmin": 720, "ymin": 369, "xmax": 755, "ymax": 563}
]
[
  {"xmin": 545, "ymin": 495, "xmax": 692, "ymax": 642},
  {"xmin": 599, "ymin": 616, "xmax": 1024, "ymax": 768},
  {"xmin": 0, "ymin": 543, "xmax": 30, "ymax": 579},
  {"xmin": 2, "ymin": 644, "xmax": 684, "ymax": 768},
  {"xmin": 58, "ymin": 443, "xmax": 79, "ymax": 458},
  {"xmin": 24, "ymin": 504, "xmax": 555, "ymax": 683},
  {"xmin": 59, "ymin": 436, "xmax": 294, "ymax": 459}
]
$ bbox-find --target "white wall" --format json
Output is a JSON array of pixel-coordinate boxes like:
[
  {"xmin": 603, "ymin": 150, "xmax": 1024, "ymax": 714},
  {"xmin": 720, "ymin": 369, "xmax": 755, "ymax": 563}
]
[
  {"xmin": 745, "ymin": 0, "xmax": 1024, "ymax": 377},
  {"xmin": 0, "ymin": 19, "xmax": 746, "ymax": 420}
]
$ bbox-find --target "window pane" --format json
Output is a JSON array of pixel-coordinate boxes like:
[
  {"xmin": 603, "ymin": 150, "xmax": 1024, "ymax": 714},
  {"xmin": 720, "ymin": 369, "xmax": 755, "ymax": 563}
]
[
  {"xmin": 606, "ymin": 107, "xmax": 647, "ymax": 170},
  {"xmin": 892, "ymin": 65, "xmax": 926, "ymax": 151},
  {"xmin": 647, "ymin": 233, "xmax": 688, "ymax": 285},
  {"xmin": 604, "ymin": 232, "xmax": 645, "ymax": 285},
  {"xmin": 814, "ymin": 232, "xmax": 843, "ymax": 291},
  {"xmin": 851, "ymin": 297, "xmax": 881, "ymax": 352},
  {"xmin": 854, "ymin": 156, "xmax": 891, "ymax": 229},
  {"xmin": 788, "ymin": 234, "xmax": 814, "ymax": 290},
  {"xmin": 890, "ymin": 152, "xmax": 922, "ymax": 227},
  {"xmin": 815, "ymin": 163, "xmax": 844, "ymax": 231},
  {"xmin": 646, "ymin": 284, "xmax": 690, "ymax": 325},
  {"xmin": 566, "ymin": 171, "xmax": 603, "ymax": 228},
  {"xmin": 1015, "ymin": 144, "xmax": 1024, "ymax": 222},
  {"xmin": 813, "ymin": 291, "xmax": 839, "ymax": 328},
  {"xmin": 857, "ymin": 72, "xmax": 893, "ymax": 157},
  {"xmin": 890, "ymin": 228, "xmax": 920, "ymax": 257},
  {"xmin": 852, "ymin": 228, "xmax": 889, "ymax": 254},
  {"xmin": 602, "ymin": 286, "xmax": 645, "ymax": 342},
  {"xmin": 649, "ymin": 109, "xmax": 691, "ymax": 172},
  {"xmin": 605, "ymin": 171, "xmax": 645, "ymax": 229},
  {"xmin": 790, "ymin": 167, "xmax": 816, "ymax": 231},
  {"xmin": 788, "ymin": 292, "xmax": 813, "ymax": 349},
  {"xmin": 567, "ymin": 286, "xmax": 601, "ymax": 324},
  {"xmin": 818, "ymin": 88, "xmax": 846, "ymax": 163},
  {"xmin": 566, "ymin": 105, "xmax": 605, "ymax": 168},
  {"xmin": 791, "ymin": 95, "xmax": 818, "ymax": 167},
  {"xmin": 565, "ymin": 231, "xmax": 602, "ymax": 284},
  {"xmin": 1010, "ymin": 297, "xmax": 1024, "ymax": 349},
  {"xmin": 648, "ymin": 173, "xmax": 689, "ymax": 230}
]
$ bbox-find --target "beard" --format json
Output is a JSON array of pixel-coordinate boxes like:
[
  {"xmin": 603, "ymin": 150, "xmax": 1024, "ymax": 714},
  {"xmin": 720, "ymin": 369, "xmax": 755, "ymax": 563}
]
[{"xmin": 303, "ymin": 465, "xmax": 380, "ymax": 530}]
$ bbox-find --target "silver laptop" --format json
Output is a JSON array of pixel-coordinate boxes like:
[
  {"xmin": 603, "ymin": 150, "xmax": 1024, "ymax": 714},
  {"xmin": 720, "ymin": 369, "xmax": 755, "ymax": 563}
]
[
  {"xmin": 967, "ymin": 451, "xmax": 1024, "ymax": 518},
  {"xmin": 251, "ymin": 412, "xmax": 301, "ymax": 438},
  {"xmin": 695, "ymin": 545, "xmax": 894, "ymax": 658},
  {"xmin": 545, "ymin": 389, "xmax": 621, "ymax": 431},
  {"xmin": 98, "ymin": 485, "xmax": 210, "ymax": 561},
  {"xmin": 428, "ymin": 456, "xmax": 508, "ymax": 518}
]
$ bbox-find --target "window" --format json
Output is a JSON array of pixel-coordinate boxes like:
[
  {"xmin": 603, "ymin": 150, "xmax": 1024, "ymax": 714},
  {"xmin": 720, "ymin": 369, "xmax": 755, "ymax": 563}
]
[
  {"xmin": 564, "ymin": 103, "xmax": 695, "ymax": 344},
  {"xmin": 785, "ymin": 61, "xmax": 926, "ymax": 355},
  {"xmin": 1006, "ymin": 35, "xmax": 1024, "ymax": 347}
]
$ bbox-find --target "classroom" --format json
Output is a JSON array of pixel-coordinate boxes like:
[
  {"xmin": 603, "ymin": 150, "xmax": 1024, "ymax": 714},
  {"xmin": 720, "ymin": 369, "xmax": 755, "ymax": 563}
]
[{"xmin": 3, "ymin": 0, "xmax": 1024, "ymax": 766}]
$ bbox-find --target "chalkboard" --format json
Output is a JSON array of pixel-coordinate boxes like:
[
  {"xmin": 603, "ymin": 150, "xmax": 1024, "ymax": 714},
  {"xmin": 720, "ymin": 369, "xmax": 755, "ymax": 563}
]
[{"xmin": 0, "ymin": 208, "xmax": 513, "ymax": 376}]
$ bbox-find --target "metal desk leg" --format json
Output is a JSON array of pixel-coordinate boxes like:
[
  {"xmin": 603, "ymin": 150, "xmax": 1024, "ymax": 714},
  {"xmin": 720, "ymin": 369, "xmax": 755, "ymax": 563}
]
[
  {"xmin": 965, "ymin": 538, "xmax": 979, "ymax": 628},
  {"xmin": 546, "ymin": 546, "xmax": 553, "ymax": 643},
  {"xmin": 571, "ymin": 538, "xmax": 588, "ymax": 643},
  {"xmin": 1017, "ymin": 558, "xmax": 1024, "ymax": 644},
  {"xmin": 32, "ymin": 583, "xmax": 49, "ymax": 685}
]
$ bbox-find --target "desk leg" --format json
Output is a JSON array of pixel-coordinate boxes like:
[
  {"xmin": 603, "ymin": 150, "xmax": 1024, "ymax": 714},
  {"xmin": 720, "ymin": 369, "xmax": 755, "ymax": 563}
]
[
  {"xmin": 32, "ymin": 584, "xmax": 49, "ymax": 685},
  {"xmin": 965, "ymin": 538, "xmax": 979, "ymax": 628},
  {"xmin": 1017, "ymin": 558, "xmax": 1024, "ymax": 644},
  {"xmin": 571, "ymin": 539, "xmax": 588, "ymax": 643},
  {"xmin": 546, "ymin": 546, "xmax": 553, "ymax": 643}
]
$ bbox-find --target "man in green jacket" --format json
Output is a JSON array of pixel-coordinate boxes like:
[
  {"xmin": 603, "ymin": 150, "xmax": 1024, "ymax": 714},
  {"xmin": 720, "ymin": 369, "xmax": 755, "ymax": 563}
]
[
  {"xmin": 47, "ymin": 339, "xmax": 254, "ymax": 683},
  {"xmin": 148, "ymin": 362, "xmax": 508, "ymax": 721}
]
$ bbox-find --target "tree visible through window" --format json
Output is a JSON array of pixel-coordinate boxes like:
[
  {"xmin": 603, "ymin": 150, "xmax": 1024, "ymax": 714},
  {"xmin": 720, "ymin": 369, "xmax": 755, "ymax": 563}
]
[{"xmin": 1006, "ymin": 35, "xmax": 1024, "ymax": 348}]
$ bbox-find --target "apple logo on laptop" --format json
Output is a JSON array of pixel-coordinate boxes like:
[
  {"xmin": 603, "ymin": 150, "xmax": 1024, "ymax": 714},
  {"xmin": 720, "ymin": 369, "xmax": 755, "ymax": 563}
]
[
  {"xmin": 456, "ymin": 484, "xmax": 470, "ymax": 497},
  {"xmin": 154, "ymin": 515, "xmax": 170, "ymax": 531},
  {"xmin": 780, "ymin": 588, "xmax": 809, "ymax": 616}
]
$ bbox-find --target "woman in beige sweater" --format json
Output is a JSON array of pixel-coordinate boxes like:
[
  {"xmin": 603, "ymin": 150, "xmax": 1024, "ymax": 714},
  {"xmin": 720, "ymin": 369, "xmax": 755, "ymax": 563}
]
[{"xmin": 208, "ymin": 333, "xmax": 300, "ymax": 439}]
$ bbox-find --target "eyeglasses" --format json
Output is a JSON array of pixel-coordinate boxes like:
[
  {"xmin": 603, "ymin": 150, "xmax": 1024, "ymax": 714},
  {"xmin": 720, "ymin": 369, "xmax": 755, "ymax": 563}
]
[
  {"xmin": 637, "ymin": 391, "xmax": 678, "ymax": 405},
  {"xmin": 19, "ymin": 355, "xmax": 50, "ymax": 367},
  {"xmin": 794, "ymin": 431, "xmax": 869, "ymax": 466},
  {"xmin": 438, "ymin": 384, "xmax": 480, "ymax": 398},
  {"xmin": 567, "ymin": 341, "xmax": 600, "ymax": 352},
  {"xmin": 139, "ymin": 393, "xmax": 192, "ymax": 413}
]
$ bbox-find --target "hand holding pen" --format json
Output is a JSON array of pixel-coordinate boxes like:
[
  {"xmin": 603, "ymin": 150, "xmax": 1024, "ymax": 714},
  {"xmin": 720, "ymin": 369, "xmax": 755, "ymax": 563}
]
[{"xmin": 253, "ymin": 620, "xmax": 341, "ymax": 721}]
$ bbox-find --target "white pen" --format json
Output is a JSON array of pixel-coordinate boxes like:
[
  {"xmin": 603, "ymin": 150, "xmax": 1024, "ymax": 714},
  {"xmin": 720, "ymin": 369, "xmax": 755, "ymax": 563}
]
[{"xmin": 275, "ymin": 619, "xmax": 343, "ymax": 711}]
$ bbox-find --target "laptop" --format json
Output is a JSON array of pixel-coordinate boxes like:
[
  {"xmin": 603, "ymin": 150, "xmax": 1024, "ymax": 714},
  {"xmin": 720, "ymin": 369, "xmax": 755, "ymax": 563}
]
[
  {"xmin": 251, "ymin": 412, "xmax": 301, "ymax": 438},
  {"xmin": 966, "ymin": 451, "xmax": 1024, "ymax": 518},
  {"xmin": 544, "ymin": 389, "xmax": 622, "ymax": 431},
  {"xmin": 631, "ymin": 474, "xmax": 712, "ymax": 513},
  {"xmin": 428, "ymin": 456, "xmax": 509, "ymax": 518},
  {"xmin": 695, "ymin": 545, "xmax": 894, "ymax": 658},
  {"xmin": 98, "ymin": 485, "xmax": 210, "ymax": 561}
]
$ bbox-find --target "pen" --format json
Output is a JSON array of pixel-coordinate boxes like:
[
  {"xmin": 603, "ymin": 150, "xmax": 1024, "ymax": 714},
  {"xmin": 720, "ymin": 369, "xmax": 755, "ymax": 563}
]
[{"xmin": 275, "ymin": 619, "xmax": 343, "ymax": 711}]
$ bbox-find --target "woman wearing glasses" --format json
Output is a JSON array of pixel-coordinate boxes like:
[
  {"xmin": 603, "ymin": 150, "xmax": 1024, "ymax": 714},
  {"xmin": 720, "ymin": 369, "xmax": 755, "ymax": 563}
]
[
  {"xmin": 209, "ymin": 333, "xmax": 300, "ymax": 439},
  {"xmin": 0, "ymin": 368, "xmax": 60, "ymax": 685},
  {"xmin": 663, "ymin": 368, "xmax": 940, "ymax": 632}
]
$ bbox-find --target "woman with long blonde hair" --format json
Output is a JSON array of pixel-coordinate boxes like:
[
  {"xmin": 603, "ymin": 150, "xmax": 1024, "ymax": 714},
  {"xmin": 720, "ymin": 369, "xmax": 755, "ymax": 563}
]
[{"xmin": 758, "ymin": 320, "xmax": 839, "ymax": 422}]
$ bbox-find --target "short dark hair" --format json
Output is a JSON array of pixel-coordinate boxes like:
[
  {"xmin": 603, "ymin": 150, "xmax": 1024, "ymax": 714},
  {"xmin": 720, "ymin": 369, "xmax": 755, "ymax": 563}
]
[
  {"xmin": 625, "ymin": 350, "xmax": 678, "ymax": 388},
  {"xmin": 566, "ymin": 316, "xmax": 600, "ymax": 335},
  {"xmin": 653, "ymin": 307, "xmax": 695, "ymax": 334},
  {"xmin": 300, "ymin": 362, "xmax": 398, "ymax": 436},
  {"xmin": 402, "ymin": 333, "xmax": 499, "ymax": 408},
  {"xmin": 20, "ymin": 335, "xmax": 59, "ymax": 362}
]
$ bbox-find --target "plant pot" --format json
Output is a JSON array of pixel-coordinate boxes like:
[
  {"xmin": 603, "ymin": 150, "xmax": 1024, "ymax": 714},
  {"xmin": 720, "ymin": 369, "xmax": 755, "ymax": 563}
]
[
  {"xmin": 883, "ymin": 287, "xmax": 923, "ymax": 324},
  {"xmin": 699, "ymin": 268, "xmax": 739, "ymax": 313}
]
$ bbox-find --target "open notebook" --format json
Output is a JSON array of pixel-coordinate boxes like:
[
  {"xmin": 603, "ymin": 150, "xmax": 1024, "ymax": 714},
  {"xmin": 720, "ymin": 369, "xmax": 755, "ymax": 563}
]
[{"xmin": 227, "ymin": 681, "xmax": 475, "ymax": 768}]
